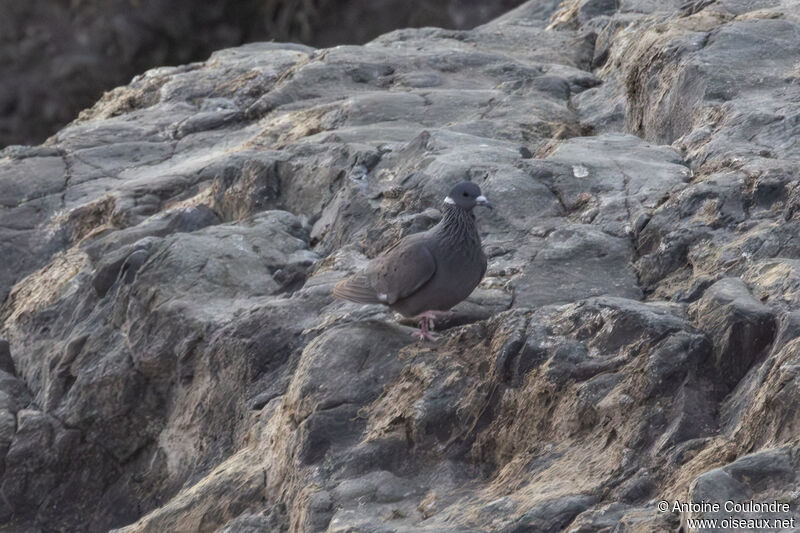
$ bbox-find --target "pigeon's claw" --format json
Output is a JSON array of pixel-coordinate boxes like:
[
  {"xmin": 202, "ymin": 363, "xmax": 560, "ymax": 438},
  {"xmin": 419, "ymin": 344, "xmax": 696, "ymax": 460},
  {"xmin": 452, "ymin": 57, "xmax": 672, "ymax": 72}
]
[
  {"xmin": 412, "ymin": 329, "xmax": 438, "ymax": 341},
  {"xmin": 412, "ymin": 311, "xmax": 443, "ymax": 342}
]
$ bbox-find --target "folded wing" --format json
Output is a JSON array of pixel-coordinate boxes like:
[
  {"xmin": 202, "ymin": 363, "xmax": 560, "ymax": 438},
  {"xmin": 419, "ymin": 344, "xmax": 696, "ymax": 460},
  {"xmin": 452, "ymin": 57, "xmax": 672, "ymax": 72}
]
[{"xmin": 333, "ymin": 236, "xmax": 437, "ymax": 306}]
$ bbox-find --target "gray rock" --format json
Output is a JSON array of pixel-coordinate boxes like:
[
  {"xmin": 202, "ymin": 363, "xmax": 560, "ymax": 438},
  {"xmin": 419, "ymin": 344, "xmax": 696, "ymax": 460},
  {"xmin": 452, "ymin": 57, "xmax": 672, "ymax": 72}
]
[
  {"xmin": 691, "ymin": 277, "xmax": 777, "ymax": 391},
  {"xmin": 0, "ymin": 1, "xmax": 527, "ymax": 148},
  {"xmin": 0, "ymin": 340, "xmax": 14, "ymax": 376},
  {"xmin": 618, "ymin": 474, "xmax": 655, "ymax": 503},
  {"xmin": 2, "ymin": 0, "xmax": 800, "ymax": 531},
  {"xmin": 505, "ymin": 494, "xmax": 598, "ymax": 533},
  {"xmin": 684, "ymin": 446, "xmax": 800, "ymax": 531}
]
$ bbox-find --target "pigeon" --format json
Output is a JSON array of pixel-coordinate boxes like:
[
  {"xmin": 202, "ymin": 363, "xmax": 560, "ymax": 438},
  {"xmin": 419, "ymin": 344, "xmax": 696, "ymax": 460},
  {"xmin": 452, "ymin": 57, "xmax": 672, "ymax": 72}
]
[{"xmin": 333, "ymin": 181, "xmax": 492, "ymax": 340}]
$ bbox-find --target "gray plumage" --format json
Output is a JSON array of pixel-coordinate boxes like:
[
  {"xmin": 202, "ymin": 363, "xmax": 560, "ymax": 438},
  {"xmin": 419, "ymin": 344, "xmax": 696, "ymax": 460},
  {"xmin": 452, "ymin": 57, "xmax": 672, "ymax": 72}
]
[{"xmin": 334, "ymin": 182, "xmax": 491, "ymax": 322}]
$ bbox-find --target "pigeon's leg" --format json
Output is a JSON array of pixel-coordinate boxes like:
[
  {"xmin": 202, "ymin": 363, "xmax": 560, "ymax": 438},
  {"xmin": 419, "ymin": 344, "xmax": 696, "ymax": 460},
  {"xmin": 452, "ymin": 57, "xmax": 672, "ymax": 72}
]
[
  {"xmin": 411, "ymin": 310, "xmax": 454, "ymax": 341},
  {"xmin": 412, "ymin": 314, "xmax": 438, "ymax": 341},
  {"xmin": 418, "ymin": 310, "xmax": 454, "ymax": 331},
  {"xmin": 419, "ymin": 310, "xmax": 454, "ymax": 321}
]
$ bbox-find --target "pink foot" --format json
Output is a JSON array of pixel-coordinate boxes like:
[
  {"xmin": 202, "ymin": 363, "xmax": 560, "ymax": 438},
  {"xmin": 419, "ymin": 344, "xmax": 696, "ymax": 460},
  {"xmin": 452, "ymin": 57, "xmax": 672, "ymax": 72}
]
[
  {"xmin": 412, "ymin": 329, "xmax": 438, "ymax": 341},
  {"xmin": 410, "ymin": 310, "xmax": 452, "ymax": 341}
]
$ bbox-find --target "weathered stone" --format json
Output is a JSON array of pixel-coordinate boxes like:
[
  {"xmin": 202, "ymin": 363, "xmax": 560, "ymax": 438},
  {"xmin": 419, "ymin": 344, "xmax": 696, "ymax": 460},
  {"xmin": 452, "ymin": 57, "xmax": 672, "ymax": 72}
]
[
  {"xmin": 2, "ymin": 0, "xmax": 800, "ymax": 531},
  {"xmin": 684, "ymin": 446, "xmax": 800, "ymax": 531},
  {"xmin": 0, "ymin": 1, "xmax": 528, "ymax": 148},
  {"xmin": 506, "ymin": 494, "xmax": 598, "ymax": 533},
  {"xmin": 0, "ymin": 340, "xmax": 13, "ymax": 376},
  {"xmin": 690, "ymin": 277, "xmax": 777, "ymax": 391}
]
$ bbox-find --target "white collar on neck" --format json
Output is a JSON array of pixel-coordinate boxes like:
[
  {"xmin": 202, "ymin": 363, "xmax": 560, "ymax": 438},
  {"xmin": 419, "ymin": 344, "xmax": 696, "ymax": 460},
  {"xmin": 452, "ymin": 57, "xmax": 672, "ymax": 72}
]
[{"xmin": 444, "ymin": 196, "xmax": 455, "ymax": 205}]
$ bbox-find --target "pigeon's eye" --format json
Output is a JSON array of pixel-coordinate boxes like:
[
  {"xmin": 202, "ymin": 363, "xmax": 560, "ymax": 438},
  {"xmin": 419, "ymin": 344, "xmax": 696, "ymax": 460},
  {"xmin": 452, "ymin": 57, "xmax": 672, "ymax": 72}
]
[{"xmin": 462, "ymin": 192, "xmax": 469, "ymax": 197}]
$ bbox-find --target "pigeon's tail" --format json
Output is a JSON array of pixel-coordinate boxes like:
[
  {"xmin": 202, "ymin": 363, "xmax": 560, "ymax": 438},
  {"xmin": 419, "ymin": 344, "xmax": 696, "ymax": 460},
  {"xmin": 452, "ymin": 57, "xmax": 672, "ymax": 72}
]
[{"xmin": 333, "ymin": 275, "xmax": 383, "ymax": 304}]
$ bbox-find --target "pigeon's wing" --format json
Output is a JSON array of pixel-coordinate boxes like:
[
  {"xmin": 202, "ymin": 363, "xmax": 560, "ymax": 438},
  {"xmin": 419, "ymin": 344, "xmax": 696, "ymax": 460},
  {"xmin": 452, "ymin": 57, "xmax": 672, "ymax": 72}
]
[
  {"xmin": 333, "ymin": 273, "xmax": 384, "ymax": 304},
  {"xmin": 366, "ymin": 236, "xmax": 437, "ymax": 305},
  {"xmin": 333, "ymin": 235, "xmax": 437, "ymax": 306}
]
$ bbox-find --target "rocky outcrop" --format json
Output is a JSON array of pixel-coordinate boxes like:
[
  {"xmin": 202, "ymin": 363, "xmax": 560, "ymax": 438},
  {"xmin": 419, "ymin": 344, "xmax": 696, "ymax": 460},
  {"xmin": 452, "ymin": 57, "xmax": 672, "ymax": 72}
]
[
  {"xmin": 0, "ymin": 0, "xmax": 525, "ymax": 149},
  {"xmin": 1, "ymin": 0, "xmax": 800, "ymax": 531}
]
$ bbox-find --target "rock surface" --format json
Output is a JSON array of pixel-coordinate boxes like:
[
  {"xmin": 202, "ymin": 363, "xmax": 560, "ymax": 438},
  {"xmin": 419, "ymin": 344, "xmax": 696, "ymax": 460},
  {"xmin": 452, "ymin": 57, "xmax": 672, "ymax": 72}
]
[
  {"xmin": 2, "ymin": 0, "xmax": 800, "ymax": 531},
  {"xmin": 0, "ymin": 0, "xmax": 525, "ymax": 148}
]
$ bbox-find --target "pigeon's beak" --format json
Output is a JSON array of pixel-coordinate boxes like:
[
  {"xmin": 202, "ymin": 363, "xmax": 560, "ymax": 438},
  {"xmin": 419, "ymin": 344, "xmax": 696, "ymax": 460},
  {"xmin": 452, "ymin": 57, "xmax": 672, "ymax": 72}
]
[{"xmin": 476, "ymin": 195, "xmax": 493, "ymax": 209}]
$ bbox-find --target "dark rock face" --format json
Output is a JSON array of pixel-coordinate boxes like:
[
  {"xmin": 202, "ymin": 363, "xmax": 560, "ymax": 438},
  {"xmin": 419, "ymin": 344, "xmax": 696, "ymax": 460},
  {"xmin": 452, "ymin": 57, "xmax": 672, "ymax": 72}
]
[
  {"xmin": 0, "ymin": 0, "xmax": 525, "ymax": 149},
  {"xmin": 1, "ymin": 0, "xmax": 800, "ymax": 531}
]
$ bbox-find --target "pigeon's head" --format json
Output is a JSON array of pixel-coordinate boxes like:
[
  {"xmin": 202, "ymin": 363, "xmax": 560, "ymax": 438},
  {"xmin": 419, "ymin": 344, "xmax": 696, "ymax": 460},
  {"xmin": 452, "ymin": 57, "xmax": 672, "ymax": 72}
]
[{"xmin": 444, "ymin": 181, "xmax": 493, "ymax": 211}]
